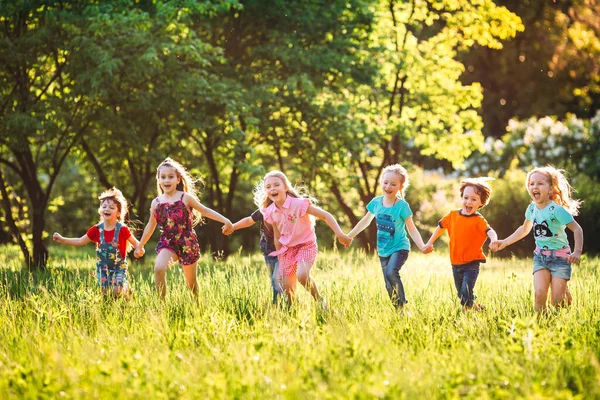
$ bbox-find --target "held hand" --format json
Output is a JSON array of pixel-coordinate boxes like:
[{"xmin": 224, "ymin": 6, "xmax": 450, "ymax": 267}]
[
  {"xmin": 422, "ymin": 243, "xmax": 434, "ymax": 254},
  {"xmin": 222, "ymin": 220, "xmax": 234, "ymax": 236},
  {"xmin": 338, "ymin": 234, "xmax": 352, "ymax": 248},
  {"xmin": 568, "ymin": 251, "xmax": 581, "ymax": 264},
  {"xmin": 134, "ymin": 246, "xmax": 145, "ymax": 258},
  {"xmin": 222, "ymin": 224, "xmax": 234, "ymax": 236},
  {"xmin": 52, "ymin": 232, "xmax": 63, "ymax": 243},
  {"xmin": 489, "ymin": 240, "xmax": 504, "ymax": 252}
]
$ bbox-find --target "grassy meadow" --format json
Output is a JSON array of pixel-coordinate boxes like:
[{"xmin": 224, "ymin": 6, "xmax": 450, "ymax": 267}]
[{"xmin": 0, "ymin": 244, "xmax": 599, "ymax": 399}]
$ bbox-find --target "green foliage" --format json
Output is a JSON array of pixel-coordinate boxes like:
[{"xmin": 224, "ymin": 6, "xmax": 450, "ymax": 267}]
[
  {"xmin": 1, "ymin": 246, "xmax": 599, "ymax": 397},
  {"xmin": 461, "ymin": 0, "xmax": 600, "ymax": 137}
]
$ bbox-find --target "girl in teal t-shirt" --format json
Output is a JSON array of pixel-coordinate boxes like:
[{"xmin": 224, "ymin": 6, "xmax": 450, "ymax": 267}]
[
  {"xmin": 348, "ymin": 164, "xmax": 431, "ymax": 309},
  {"xmin": 491, "ymin": 166, "xmax": 583, "ymax": 312}
]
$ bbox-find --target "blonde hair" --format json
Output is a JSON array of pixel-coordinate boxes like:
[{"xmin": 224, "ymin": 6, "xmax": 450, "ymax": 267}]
[
  {"xmin": 98, "ymin": 187, "xmax": 129, "ymax": 223},
  {"xmin": 526, "ymin": 166, "xmax": 581, "ymax": 216},
  {"xmin": 381, "ymin": 164, "xmax": 410, "ymax": 199},
  {"xmin": 156, "ymin": 157, "xmax": 203, "ymax": 225},
  {"xmin": 459, "ymin": 177, "xmax": 495, "ymax": 208}
]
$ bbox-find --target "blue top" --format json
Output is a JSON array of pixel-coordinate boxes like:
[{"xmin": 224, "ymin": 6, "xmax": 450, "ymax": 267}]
[
  {"xmin": 366, "ymin": 196, "xmax": 413, "ymax": 257},
  {"xmin": 525, "ymin": 201, "xmax": 574, "ymax": 250}
]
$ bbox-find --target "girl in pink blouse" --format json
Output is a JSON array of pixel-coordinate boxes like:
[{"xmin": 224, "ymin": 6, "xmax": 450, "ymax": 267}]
[{"xmin": 256, "ymin": 171, "xmax": 352, "ymax": 307}]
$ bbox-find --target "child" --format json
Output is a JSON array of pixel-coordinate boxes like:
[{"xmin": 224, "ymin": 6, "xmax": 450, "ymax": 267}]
[
  {"xmin": 423, "ymin": 178, "xmax": 498, "ymax": 311},
  {"xmin": 53, "ymin": 188, "xmax": 140, "ymax": 297},
  {"xmin": 347, "ymin": 164, "xmax": 430, "ymax": 309},
  {"xmin": 223, "ymin": 209, "xmax": 283, "ymax": 304},
  {"xmin": 257, "ymin": 170, "xmax": 351, "ymax": 306},
  {"xmin": 490, "ymin": 166, "xmax": 583, "ymax": 312},
  {"xmin": 135, "ymin": 158, "xmax": 234, "ymax": 298}
]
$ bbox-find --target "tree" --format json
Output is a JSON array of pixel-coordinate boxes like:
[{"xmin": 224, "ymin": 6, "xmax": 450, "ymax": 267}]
[
  {"xmin": 316, "ymin": 0, "xmax": 524, "ymax": 249},
  {"xmin": 461, "ymin": 0, "xmax": 600, "ymax": 138},
  {"xmin": 0, "ymin": 1, "xmax": 95, "ymax": 269}
]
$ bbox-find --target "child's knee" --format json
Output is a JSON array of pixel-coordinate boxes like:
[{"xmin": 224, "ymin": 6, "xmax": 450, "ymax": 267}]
[
  {"xmin": 154, "ymin": 264, "xmax": 168, "ymax": 274},
  {"xmin": 296, "ymin": 271, "xmax": 310, "ymax": 285},
  {"xmin": 534, "ymin": 287, "xmax": 548, "ymax": 300}
]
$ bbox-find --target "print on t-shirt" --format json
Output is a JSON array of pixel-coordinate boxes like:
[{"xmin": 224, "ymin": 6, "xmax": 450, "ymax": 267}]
[
  {"xmin": 376, "ymin": 213, "xmax": 395, "ymax": 246},
  {"xmin": 533, "ymin": 220, "xmax": 553, "ymax": 238}
]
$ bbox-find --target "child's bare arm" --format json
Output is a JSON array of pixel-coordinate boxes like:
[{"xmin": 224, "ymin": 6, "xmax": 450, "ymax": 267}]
[
  {"xmin": 52, "ymin": 233, "xmax": 91, "ymax": 246},
  {"xmin": 185, "ymin": 194, "xmax": 233, "ymax": 231},
  {"xmin": 405, "ymin": 216, "xmax": 427, "ymax": 252},
  {"xmin": 307, "ymin": 204, "xmax": 352, "ymax": 246},
  {"xmin": 424, "ymin": 225, "xmax": 445, "ymax": 251},
  {"xmin": 347, "ymin": 212, "xmax": 375, "ymax": 239},
  {"xmin": 490, "ymin": 219, "xmax": 532, "ymax": 252},
  {"xmin": 567, "ymin": 220, "xmax": 583, "ymax": 264},
  {"xmin": 138, "ymin": 200, "xmax": 158, "ymax": 248}
]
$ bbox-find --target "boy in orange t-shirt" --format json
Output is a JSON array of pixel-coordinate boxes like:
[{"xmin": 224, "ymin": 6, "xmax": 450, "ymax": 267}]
[{"xmin": 424, "ymin": 178, "xmax": 497, "ymax": 311}]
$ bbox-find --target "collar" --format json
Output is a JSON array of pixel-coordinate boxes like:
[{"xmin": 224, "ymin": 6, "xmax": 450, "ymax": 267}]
[
  {"xmin": 279, "ymin": 194, "xmax": 292, "ymax": 210},
  {"xmin": 458, "ymin": 209, "xmax": 481, "ymax": 218}
]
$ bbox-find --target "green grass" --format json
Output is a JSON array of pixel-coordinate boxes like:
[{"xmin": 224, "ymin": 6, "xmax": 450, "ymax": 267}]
[{"xmin": 1, "ymin": 244, "xmax": 599, "ymax": 399}]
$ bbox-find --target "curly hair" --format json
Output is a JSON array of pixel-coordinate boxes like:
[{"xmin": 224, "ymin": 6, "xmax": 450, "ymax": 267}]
[{"xmin": 98, "ymin": 187, "xmax": 129, "ymax": 223}]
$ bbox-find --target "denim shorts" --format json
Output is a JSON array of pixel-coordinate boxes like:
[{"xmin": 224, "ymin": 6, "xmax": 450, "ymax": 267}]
[{"xmin": 532, "ymin": 252, "xmax": 572, "ymax": 280}]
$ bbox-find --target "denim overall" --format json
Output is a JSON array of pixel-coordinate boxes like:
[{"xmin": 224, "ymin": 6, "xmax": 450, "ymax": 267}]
[{"xmin": 96, "ymin": 222, "xmax": 128, "ymax": 288}]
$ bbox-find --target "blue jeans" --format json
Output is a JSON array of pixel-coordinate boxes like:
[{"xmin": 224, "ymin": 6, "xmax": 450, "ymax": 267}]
[
  {"xmin": 452, "ymin": 262, "xmax": 480, "ymax": 307},
  {"xmin": 264, "ymin": 255, "xmax": 283, "ymax": 304},
  {"xmin": 379, "ymin": 250, "xmax": 409, "ymax": 307}
]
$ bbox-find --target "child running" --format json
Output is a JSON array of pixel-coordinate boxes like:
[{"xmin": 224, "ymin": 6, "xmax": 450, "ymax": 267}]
[
  {"xmin": 53, "ymin": 188, "xmax": 139, "ymax": 297},
  {"xmin": 423, "ymin": 178, "xmax": 498, "ymax": 311},
  {"xmin": 135, "ymin": 158, "xmax": 233, "ymax": 298},
  {"xmin": 223, "ymin": 209, "xmax": 283, "ymax": 304},
  {"xmin": 347, "ymin": 164, "xmax": 430, "ymax": 309},
  {"xmin": 257, "ymin": 170, "xmax": 351, "ymax": 307},
  {"xmin": 490, "ymin": 166, "xmax": 583, "ymax": 312}
]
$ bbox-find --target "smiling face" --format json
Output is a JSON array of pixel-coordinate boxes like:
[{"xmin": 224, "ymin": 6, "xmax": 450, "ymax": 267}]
[
  {"xmin": 380, "ymin": 171, "xmax": 403, "ymax": 200},
  {"xmin": 264, "ymin": 176, "xmax": 287, "ymax": 206},
  {"xmin": 528, "ymin": 172, "xmax": 552, "ymax": 206},
  {"xmin": 99, "ymin": 199, "xmax": 120, "ymax": 224},
  {"xmin": 461, "ymin": 185, "xmax": 483, "ymax": 215},
  {"xmin": 158, "ymin": 166, "xmax": 181, "ymax": 195}
]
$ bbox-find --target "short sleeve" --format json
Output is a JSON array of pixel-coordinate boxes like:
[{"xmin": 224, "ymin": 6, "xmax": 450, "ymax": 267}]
[
  {"xmin": 86, "ymin": 225, "xmax": 99, "ymax": 243},
  {"xmin": 262, "ymin": 204, "xmax": 275, "ymax": 224},
  {"xmin": 478, "ymin": 215, "xmax": 491, "ymax": 233},
  {"xmin": 251, "ymin": 209, "xmax": 263, "ymax": 223},
  {"xmin": 554, "ymin": 205, "xmax": 574, "ymax": 225},
  {"xmin": 525, "ymin": 204, "xmax": 534, "ymax": 221},
  {"xmin": 399, "ymin": 201, "xmax": 412, "ymax": 220},
  {"xmin": 297, "ymin": 198, "xmax": 310, "ymax": 218},
  {"xmin": 119, "ymin": 225, "xmax": 132, "ymax": 241},
  {"xmin": 366, "ymin": 197, "xmax": 379, "ymax": 215},
  {"xmin": 439, "ymin": 212, "xmax": 452, "ymax": 229}
]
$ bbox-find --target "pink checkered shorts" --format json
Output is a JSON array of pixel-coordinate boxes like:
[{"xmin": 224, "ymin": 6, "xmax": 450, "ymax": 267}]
[{"xmin": 279, "ymin": 242, "xmax": 318, "ymax": 276}]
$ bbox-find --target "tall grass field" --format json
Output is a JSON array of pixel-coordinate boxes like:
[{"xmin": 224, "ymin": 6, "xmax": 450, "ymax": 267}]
[{"xmin": 1, "ymin": 244, "xmax": 599, "ymax": 399}]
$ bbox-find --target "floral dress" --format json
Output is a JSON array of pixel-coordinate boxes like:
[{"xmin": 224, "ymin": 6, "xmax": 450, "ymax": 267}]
[{"xmin": 154, "ymin": 192, "xmax": 201, "ymax": 265}]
